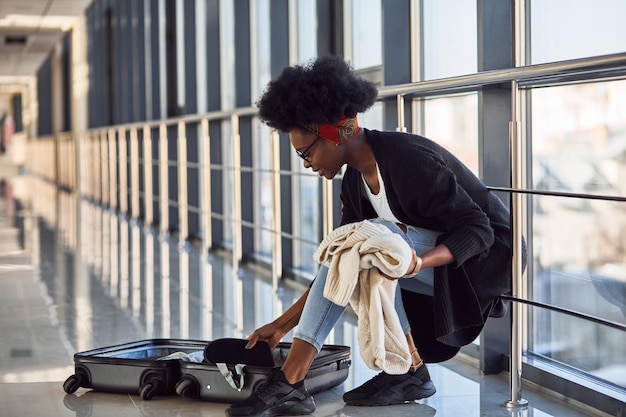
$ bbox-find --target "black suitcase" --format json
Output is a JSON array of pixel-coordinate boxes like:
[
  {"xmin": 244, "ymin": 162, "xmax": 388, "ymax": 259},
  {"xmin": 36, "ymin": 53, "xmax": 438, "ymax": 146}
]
[
  {"xmin": 175, "ymin": 341, "xmax": 351, "ymax": 402},
  {"xmin": 63, "ymin": 338, "xmax": 208, "ymax": 400}
]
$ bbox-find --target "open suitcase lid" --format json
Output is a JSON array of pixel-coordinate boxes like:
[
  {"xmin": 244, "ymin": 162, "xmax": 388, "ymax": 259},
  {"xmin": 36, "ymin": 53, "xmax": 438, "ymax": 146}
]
[
  {"xmin": 204, "ymin": 338, "xmax": 274, "ymax": 367},
  {"xmin": 204, "ymin": 338, "xmax": 275, "ymax": 391}
]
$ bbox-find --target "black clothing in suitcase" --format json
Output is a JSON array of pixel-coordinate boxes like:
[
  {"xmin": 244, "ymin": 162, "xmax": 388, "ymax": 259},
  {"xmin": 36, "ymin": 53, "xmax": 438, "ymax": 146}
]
[
  {"xmin": 63, "ymin": 339, "xmax": 207, "ymax": 400},
  {"xmin": 175, "ymin": 340, "xmax": 351, "ymax": 402}
]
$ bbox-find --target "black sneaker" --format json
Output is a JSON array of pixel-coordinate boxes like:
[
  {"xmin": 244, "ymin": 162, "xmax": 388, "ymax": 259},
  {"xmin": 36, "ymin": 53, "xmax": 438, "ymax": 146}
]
[
  {"xmin": 225, "ymin": 369, "xmax": 316, "ymax": 417},
  {"xmin": 343, "ymin": 364, "xmax": 436, "ymax": 406}
]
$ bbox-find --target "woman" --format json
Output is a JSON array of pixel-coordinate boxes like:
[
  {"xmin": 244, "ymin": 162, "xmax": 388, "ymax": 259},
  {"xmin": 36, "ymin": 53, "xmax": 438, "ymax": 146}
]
[{"xmin": 226, "ymin": 55, "xmax": 517, "ymax": 417}]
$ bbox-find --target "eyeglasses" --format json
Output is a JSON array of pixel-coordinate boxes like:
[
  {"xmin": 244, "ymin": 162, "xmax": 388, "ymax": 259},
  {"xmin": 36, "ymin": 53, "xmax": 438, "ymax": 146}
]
[{"xmin": 295, "ymin": 135, "xmax": 322, "ymax": 162}]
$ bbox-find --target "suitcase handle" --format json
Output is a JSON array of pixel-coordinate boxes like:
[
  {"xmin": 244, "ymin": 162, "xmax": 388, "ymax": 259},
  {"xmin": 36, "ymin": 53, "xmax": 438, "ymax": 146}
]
[{"xmin": 216, "ymin": 363, "xmax": 246, "ymax": 391}]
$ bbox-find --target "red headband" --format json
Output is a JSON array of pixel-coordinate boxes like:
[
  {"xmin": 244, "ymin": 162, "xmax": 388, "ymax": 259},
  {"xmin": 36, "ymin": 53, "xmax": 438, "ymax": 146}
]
[{"xmin": 305, "ymin": 116, "xmax": 360, "ymax": 143}]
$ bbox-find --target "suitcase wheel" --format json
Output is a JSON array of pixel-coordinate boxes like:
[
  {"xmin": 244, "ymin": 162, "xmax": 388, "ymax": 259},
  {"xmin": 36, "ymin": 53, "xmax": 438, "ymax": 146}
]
[
  {"xmin": 140, "ymin": 381, "xmax": 158, "ymax": 400},
  {"xmin": 63, "ymin": 373, "xmax": 86, "ymax": 394},
  {"xmin": 175, "ymin": 377, "xmax": 199, "ymax": 398},
  {"xmin": 139, "ymin": 371, "xmax": 163, "ymax": 400}
]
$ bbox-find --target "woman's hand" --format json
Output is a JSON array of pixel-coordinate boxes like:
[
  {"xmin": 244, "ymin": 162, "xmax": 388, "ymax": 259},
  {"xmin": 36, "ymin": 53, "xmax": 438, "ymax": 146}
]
[
  {"xmin": 379, "ymin": 242, "xmax": 455, "ymax": 281},
  {"xmin": 246, "ymin": 288, "xmax": 311, "ymax": 349},
  {"xmin": 401, "ymin": 250, "xmax": 422, "ymax": 278},
  {"xmin": 380, "ymin": 250, "xmax": 422, "ymax": 280},
  {"xmin": 246, "ymin": 321, "xmax": 287, "ymax": 350}
]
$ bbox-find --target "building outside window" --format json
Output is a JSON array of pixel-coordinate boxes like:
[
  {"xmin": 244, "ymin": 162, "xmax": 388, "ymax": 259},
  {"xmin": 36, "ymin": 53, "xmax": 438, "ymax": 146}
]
[{"xmin": 528, "ymin": 0, "xmax": 626, "ymax": 391}]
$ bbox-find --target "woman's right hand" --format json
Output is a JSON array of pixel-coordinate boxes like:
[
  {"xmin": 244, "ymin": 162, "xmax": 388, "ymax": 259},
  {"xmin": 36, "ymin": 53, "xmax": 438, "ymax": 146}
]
[
  {"xmin": 246, "ymin": 321, "xmax": 287, "ymax": 350},
  {"xmin": 246, "ymin": 287, "xmax": 310, "ymax": 350}
]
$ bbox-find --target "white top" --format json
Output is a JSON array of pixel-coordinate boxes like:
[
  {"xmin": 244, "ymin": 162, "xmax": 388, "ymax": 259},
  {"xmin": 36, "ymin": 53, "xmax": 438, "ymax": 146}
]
[{"xmin": 362, "ymin": 164, "xmax": 401, "ymax": 223}]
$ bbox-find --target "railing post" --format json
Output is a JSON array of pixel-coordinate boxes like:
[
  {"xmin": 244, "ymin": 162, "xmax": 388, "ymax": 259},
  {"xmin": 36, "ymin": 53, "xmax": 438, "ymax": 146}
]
[
  {"xmin": 230, "ymin": 114, "xmax": 244, "ymax": 337},
  {"xmin": 100, "ymin": 130, "xmax": 109, "ymax": 206},
  {"xmin": 505, "ymin": 79, "xmax": 528, "ymax": 409},
  {"xmin": 199, "ymin": 118, "xmax": 212, "ymax": 252},
  {"xmin": 143, "ymin": 224, "xmax": 155, "ymax": 337},
  {"xmin": 118, "ymin": 127, "xmax": 128, "ymax": 215},
  {"xmin": 108, "ymin": 129, "xmax": 118, "ymax": 210},
  {"xmin": 93, "ymin": 134, "xmax": 100, "ymax": 201},
  {"xmin": 158, "ymin": 124, "xmax": 169, "ymax": 235},
  {"xmin": 322, "ymin": 178, "xmax": 334, "ymax": 238},
  {"xmin": 130, "ymin": 127, "xmax": 140, "ymax": 219},
  {"xmin": 270, "ymin": 129, "xmax": 282, "ymax": 292},
  {"xmin": 177, "ymin": 121, "xmax": 189, "ymax": 243},
  {"xmin": 143, "ymin": 125, "xmax": 154, "ymax": 225},
  {"xmin": 231, "ymin": 114, "xmax": 242, "ymax": 266},
  {"xmin": 396, "ymin": 94, "xmax": 407, "ymax": 132}
]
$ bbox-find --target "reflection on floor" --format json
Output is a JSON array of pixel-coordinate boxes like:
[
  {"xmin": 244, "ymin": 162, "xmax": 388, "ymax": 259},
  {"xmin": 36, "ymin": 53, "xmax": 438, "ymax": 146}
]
[{"xmin": 0, "ymin": 176, "xmax": 602, "ymax": 417}]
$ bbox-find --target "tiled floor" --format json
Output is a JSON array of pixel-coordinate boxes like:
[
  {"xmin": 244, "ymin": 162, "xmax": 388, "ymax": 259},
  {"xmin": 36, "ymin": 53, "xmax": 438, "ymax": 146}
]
[{"xmin": 0, "ymin": 175, "xmax": 605, "ymax": 417}]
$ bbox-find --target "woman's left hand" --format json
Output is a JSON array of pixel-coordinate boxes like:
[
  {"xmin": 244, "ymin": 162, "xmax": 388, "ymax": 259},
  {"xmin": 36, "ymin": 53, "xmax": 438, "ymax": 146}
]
[
  {"xmin": 402, "ymin": 250, "xmax": 422, "ymax": 278},
  {"xmin": 380, "ymin": 250, "xmax": 422, "ymax": 280}
]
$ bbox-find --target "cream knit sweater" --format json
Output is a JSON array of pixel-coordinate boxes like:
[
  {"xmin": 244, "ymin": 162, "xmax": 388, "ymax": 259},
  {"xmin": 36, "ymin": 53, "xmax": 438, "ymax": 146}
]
[{"xmin": 313, "ymin": 220, "xmax": 413, "ymax": 374}]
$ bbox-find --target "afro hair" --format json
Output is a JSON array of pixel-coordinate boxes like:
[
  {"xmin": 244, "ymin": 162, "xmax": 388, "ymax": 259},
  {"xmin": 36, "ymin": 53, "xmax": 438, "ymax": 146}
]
[{"xmin": 256, "ymin": 55, "xmax": 378, "ymax": 132}]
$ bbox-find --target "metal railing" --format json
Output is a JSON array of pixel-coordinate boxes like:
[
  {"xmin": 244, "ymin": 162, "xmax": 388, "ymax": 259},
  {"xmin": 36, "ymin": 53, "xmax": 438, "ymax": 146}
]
[
  {"xmin": 378, "ymin": 52, "xmax": 626, "ymax": 98},
  {"xmin": 383, "ymin": 52, "xmax": 626, "ymax": 408}
]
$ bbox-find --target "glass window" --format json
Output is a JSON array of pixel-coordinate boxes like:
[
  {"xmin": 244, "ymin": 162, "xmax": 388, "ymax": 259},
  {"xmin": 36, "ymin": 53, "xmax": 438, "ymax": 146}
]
[
  {"xmin": 351, "ymin": 0, "xmax": 382, "ymax": 70},
  {"xmin": 529, "ymin": 80, "xmax": 626, "ymax": 389},
  {"xmin": 194, "ymin": 0, "xmax": 208, "ymax": 113},
  {"xmin": 251, "ymin": 0, "xmax": 271, "ymax": 100},
  {"xmin": 531, "ymin": 81, "xmax": 626, "ymax": 198},
  {"xmin": 291, "ymin": 157, "xmax": 323, "ymax": 279},
  {"xmin": 423, "ymin": 0, "xmax": 476, "ymax": 80},
  {"xmin": 359, "ymin": 102, "xmax": 384, "ymax": 131},
  {"xmin": 421, "ymin": 94, "xmax": 479, "ymax": 174},
  {"xmin": 254, "ymin": 122, "xmax": 273, "ymax": 261},
  {"xmin": 530, "ymin": 0, "xmax": 626, "ymax": 64},
  {"xmin": 297, "ymin": 0, "xmax": 317, "ymax": 63},
  {"xmin": 175, "ymin": 0, "xmax": 186, "ymax": 110},
  {"xmin": 292, "ymin": 171, "xmax": 322, "ymax": 278},
  {"xmin": 220, "ymin": 0, "xmax": 235, "ymax": 110},
  {"xmin": 292, "ymin": 0, "xmax": 320, "ymax": 277},
  {"xmin": 218, "ymin": 0, "xmax": 237, "ymax": 252},
  {"xmin": 252, "ymin": 0, "xmax": 273, "ymax": 260}
]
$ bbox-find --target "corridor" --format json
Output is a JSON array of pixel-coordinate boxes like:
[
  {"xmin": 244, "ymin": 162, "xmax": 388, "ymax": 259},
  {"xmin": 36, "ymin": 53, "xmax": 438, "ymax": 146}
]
[{"xmin": 0, "ymin": 173, "xmax": 600, "ymax": 416}]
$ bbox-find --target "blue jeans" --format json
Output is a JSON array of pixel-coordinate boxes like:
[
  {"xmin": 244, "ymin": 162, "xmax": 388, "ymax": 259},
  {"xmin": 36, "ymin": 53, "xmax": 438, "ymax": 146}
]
[{"xmin": 293, "ymin": 220, "xmax": 442, "ymax": 352}]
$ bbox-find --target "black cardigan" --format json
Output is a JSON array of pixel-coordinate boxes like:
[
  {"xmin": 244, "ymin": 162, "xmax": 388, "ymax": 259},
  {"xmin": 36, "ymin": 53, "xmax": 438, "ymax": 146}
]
[{"xmin": 340, "ymin": 129, "xmax": 518, "ymax": 362}]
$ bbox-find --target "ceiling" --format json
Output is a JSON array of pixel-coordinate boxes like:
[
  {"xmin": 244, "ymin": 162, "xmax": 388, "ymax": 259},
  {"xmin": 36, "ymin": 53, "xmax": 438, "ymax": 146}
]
[{"xmin": 0, "ymin": 0, "xmax": 92, "ymax": 78}]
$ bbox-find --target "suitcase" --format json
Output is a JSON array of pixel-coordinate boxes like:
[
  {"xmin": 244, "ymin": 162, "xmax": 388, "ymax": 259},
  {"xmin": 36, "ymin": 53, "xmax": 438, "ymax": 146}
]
[
  {"xmin": 63, "ymin": 338, "xmax": 208, "ymax": 400},
  {"xmin": 175, "ymin": 341, "xmax": 351, "ymax": 403}
]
